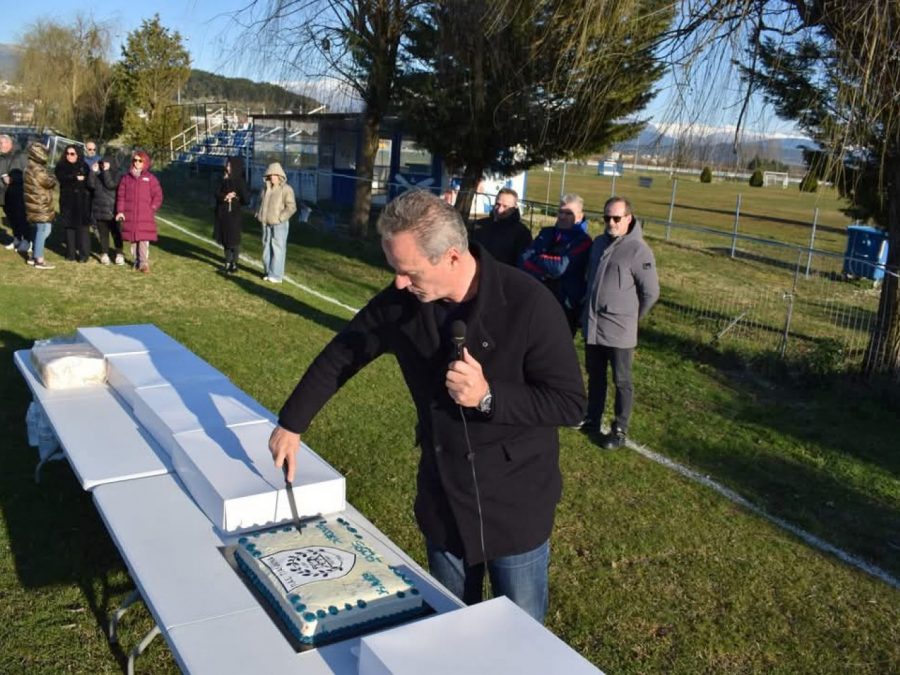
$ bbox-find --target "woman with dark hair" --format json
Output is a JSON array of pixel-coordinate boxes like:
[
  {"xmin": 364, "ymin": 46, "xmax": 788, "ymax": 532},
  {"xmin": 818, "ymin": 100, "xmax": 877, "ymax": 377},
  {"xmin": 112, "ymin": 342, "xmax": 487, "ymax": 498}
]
[
  {"xmin": 55, "ymin": 144, "xmax": 91, "ymax": 262},
  {"xmin": 213, "ymin": 156, "xmax": 250, "ymax": 274},
  {"xmin": 116, "ymin": 150, "xmax": 162, "ymax": 273}
]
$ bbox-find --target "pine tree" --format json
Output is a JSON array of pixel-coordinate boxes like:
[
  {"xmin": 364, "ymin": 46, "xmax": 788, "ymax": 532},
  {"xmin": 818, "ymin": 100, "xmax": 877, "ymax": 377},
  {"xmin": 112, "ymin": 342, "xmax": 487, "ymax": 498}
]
[
  {"xmin": 396, "ymin": 0, "xmax": 674, "ymax": 216},
  {"xmin": 118, "ymin": 15, "xmax": 190, "ymax": 153}
]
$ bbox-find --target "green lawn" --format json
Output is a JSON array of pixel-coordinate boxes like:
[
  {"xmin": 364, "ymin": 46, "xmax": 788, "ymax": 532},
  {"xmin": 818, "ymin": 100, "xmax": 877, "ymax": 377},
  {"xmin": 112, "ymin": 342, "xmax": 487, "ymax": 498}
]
[
  {"xmin": 0, "ymin": 169, "xmax": 897, "ymax": 673},
  {"xmin": 525, "ymin": 167, "xmax": 853, "ymax": 254}
]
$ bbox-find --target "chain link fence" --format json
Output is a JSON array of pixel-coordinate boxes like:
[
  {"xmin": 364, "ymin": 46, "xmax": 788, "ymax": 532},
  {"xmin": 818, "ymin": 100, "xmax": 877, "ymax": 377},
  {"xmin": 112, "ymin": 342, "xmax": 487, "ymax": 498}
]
[{"xmin": 253, "ymin": 168, "xmax": 894, "ymax": 376}]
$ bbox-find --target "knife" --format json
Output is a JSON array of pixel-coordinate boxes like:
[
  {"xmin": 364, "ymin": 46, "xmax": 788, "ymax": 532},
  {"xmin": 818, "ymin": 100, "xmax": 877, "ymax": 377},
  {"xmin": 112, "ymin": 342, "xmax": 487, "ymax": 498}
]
[{"xmin": 282, "ymin": 463, "xmax": 303, "ymax": 534}]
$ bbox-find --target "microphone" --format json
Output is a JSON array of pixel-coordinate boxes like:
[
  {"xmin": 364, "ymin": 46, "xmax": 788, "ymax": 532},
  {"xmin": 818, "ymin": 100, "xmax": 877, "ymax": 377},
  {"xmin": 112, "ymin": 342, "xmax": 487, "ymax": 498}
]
[{"xmin": 451, "ymin": 320, "xmax": 466, "ymax": 360}]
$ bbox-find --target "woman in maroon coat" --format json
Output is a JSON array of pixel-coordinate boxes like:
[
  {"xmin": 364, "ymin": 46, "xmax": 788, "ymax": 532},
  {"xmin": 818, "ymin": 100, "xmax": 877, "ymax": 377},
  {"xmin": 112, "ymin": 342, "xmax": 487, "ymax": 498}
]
[{"xmin": 116, "ymin": 150, "xmax": 163, "ymax": 273}]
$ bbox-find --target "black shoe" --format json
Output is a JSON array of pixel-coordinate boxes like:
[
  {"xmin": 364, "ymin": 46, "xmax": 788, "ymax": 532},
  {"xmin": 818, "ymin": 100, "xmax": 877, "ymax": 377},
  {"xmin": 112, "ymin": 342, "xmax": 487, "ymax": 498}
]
[
  {"xmin": 228, "ymin": 262, "xmax": 238, "ymax": 274},
  {"xmin": 600, "ymin": 428, "xmax": 627, "ymax": 449}
]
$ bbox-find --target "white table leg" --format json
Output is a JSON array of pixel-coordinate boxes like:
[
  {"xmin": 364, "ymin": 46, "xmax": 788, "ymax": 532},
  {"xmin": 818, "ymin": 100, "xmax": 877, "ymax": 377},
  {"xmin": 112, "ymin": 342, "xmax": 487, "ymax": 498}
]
[
  {"xmin": 108, "ymin": 589, "xmax": 142, "ymax": 643},
  {"xmin": 127, "ymin": 624, "xmax": 161, "ymax": 675}
]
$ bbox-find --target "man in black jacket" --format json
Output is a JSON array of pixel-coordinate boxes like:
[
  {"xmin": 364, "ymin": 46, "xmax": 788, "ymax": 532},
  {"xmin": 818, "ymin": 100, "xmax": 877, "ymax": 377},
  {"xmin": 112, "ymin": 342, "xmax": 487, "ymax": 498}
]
[
  {"xmin": 270, "ymin": 190, "xmax": 585, "ymax": 622},
  {"xmin": 471, "ymin": 187, "xmax": 533, "ymax": 266}
]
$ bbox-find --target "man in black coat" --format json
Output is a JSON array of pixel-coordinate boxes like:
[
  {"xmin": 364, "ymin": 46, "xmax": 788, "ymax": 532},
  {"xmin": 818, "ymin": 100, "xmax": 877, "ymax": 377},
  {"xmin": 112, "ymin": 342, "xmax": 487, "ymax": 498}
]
[
  {"xmin": 270, "ymin": 190, "xmax": 585, "ymax": 622},
  {"xmin": 471, "ymin": 187, "xmax": 533, "ymax": 266}
]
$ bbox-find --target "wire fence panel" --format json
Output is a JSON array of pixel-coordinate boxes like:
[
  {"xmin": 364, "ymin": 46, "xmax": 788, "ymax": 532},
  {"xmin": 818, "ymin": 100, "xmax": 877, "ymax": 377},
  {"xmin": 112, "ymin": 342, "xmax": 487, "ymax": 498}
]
[{"xmin": 257, "ymin": 169, "xmax": 892, "ymax": 377}]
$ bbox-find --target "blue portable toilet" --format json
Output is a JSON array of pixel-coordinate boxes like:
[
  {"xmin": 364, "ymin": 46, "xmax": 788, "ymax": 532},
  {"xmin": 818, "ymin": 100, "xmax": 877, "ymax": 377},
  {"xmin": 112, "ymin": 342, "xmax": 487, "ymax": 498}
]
[{"xmin": 843, "ymin": 225, "xmax": 889, "ymax": 281}]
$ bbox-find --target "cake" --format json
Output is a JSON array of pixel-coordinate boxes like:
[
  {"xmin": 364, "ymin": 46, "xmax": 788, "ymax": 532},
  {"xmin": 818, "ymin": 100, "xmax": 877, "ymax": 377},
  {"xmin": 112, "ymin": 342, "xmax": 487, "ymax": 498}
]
[
  {"xmin": 31, "ymin": 340, "xmax": 106, "ymax": 390},
  {"xmin": 235, "ymin": 516, "xmax": 425, "ymax": 646}
]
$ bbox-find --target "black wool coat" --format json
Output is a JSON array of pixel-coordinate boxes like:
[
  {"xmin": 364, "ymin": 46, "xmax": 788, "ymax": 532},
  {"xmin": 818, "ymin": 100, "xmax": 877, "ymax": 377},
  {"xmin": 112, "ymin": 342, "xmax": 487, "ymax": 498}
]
[
  {"xmin": 55, "ymin": 156, "xmax": 91, "ymax": 229},
  {"xmin": 471, "ymin": 209, "xmax": 534, "ymax": 267},
  {"xmin": 213, "ymin": 157, "xmax": 250, "ymax": 248},
  {"xmin": 279, "ymin": 244, "xmax": 586, "ymax": 564}
]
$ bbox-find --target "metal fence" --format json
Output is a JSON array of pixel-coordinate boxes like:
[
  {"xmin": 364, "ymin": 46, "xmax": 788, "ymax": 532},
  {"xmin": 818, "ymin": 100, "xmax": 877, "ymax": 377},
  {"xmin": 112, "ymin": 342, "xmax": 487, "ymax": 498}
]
[{"xmin": 283, "ymin": 170, "xmax": 894, "ymax": 376}]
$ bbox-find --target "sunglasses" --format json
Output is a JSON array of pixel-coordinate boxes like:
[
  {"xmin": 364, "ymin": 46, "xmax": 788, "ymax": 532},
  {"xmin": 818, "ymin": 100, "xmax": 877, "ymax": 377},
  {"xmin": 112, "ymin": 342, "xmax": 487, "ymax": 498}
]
[
  {"xmin": 86, "ymin": 147, "xmax": 96, "ymax": 152},
  {"xmin": 603, "ymin": 214, "xmax": 626, "ymax": 223},
  {"xmin": 66, "ymin": 151, "xmax": 77, "ymax": 156},
  {"xmin": 133, "ymin": 157, "xmax": 144, "ymax": 164}
]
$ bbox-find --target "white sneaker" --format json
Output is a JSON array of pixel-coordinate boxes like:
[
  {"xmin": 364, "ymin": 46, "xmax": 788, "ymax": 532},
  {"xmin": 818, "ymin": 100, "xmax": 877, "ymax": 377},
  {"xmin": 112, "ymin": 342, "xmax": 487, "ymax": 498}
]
[
  {"xmin": 5, "ymin": 238, "xmax": 17, "ymax": 250},
  {"xmin": 100, "ymin": 253, "xmax": 111, "ymax": 265},
  {"xmin": 266, "ymin": 277, "xmax": 283, "ymax": 284},
  {"xmin": 26, "ymin": 258, "xmax": 35, "ymax": 266},
  {"xmin": 34, "ymin": 261, "xmax": 55, "ymax": 270},
  {"xmin": 114, "ymin": 253, "xmax": 125, "ymax": 265},
  {"xmin": 17, "ymin": 240, "xmax": 31, "ymax": 253}
]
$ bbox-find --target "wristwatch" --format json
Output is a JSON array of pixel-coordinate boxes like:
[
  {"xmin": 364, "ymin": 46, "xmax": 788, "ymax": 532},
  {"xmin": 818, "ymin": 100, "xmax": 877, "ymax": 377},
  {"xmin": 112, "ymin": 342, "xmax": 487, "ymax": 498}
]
[{"xmin": 476, "ymin": 385, "xmax": 493, "ymax": 414}]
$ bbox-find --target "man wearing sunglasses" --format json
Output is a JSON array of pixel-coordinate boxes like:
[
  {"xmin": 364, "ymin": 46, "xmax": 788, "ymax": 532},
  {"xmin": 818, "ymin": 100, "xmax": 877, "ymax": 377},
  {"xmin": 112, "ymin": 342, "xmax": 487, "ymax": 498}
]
[{"xmin": 580, "ymin": 196, "xmax": 659, "ymax": 449}]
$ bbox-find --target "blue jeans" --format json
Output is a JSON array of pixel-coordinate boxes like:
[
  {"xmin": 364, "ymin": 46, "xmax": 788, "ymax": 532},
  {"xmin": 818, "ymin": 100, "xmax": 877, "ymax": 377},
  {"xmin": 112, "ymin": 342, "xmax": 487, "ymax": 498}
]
[
  {"xmin": 262, "ymin": 221, "xmax": 289, "ymax": 280},
  {"xmin": 426, "ymin": 539, "xmax": 550, "ymax": 623},
  {"xmin": 32, "ymin": 222, "xmax": 51, "ymax": 260}
]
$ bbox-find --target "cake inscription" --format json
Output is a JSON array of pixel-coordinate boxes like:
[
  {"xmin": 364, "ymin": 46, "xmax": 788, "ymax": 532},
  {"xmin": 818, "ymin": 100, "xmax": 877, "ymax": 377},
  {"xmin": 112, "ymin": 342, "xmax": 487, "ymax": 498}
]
[{"xmin": 261, "ymin": 546, "xmax": 356, "ymax": 593}]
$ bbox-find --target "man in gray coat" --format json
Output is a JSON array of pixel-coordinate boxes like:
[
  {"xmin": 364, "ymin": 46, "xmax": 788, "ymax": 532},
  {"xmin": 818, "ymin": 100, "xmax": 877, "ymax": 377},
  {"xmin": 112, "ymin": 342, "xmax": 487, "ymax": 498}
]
[{"xmin": 581, "ymin": 196, "xmax": 659, "ymax": 448}]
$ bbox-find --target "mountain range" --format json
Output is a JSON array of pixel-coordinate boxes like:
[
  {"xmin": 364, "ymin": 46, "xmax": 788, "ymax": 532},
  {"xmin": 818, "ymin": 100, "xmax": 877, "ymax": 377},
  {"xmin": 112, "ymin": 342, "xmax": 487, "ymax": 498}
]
[{"xmin": 614, "ymin": 123, "xmax": 815, "ymax": 169}]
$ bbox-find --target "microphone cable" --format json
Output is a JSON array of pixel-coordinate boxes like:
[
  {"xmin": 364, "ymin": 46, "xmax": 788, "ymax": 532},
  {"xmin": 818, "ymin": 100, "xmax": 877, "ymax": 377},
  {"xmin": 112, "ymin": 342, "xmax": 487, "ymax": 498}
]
[
  {"xmin": 450, "ymin": 319, "xmax": 490, "ymax": 600},
  {"xmin": 457, "ymin": 402, "xmax": 489, "ymax": 601}
]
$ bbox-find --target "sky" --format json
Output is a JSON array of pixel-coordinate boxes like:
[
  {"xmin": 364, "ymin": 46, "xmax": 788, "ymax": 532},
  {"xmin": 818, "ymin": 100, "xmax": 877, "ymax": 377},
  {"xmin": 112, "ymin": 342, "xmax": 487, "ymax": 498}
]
[
  {"xmin": 1, "ymin": 1, "xmax": 803, "ymax": 139},
  {"xmin": 1, "ymin": 1, "xmax": 252, "ymax": 77}
]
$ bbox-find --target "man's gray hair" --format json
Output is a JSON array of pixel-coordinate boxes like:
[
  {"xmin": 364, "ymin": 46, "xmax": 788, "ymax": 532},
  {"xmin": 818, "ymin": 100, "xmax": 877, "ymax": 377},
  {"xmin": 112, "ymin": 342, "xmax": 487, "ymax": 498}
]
[
  {"xmin": 0, "ymin": 134, "xmax": 12, "ymax": 146},
  {"xmin": 560, "ymin": 193, "xmax": 583, "ymax": 210},
  {"xmin": 377, "ymin": 190, "xmax": 468, "ymax": 263},
  {"xmin": 497, "ymin": 186, "xmax": 519, "ymax": 202}
]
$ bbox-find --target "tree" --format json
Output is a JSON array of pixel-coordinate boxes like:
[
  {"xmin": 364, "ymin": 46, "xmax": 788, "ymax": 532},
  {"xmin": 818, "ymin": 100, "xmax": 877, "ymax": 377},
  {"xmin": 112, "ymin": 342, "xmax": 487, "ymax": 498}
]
[
  {"xmin": 749, "ymin": 168, "xmax": 764, "ymax": 187},
  {"xmin": 397, "ymin": 0, "xmax": 673, "ymax": 217},
  {"xmin": 118, "ymin": 15, "xmax": 191, "ymax": 153},
  {"xmin": 15, "ymin": 16, "xmax": 116, "ymax": 138},
  {"xmin": 747, "ymin": 155, "xmax": 787, "ymax": 173},
  {"xmin": 673, "ymin": 1, "xmax": 900, "ymax": 379},
  {"xmin": 240, "ymin": 0, "xmax": 424, "ymax": 237},
  {"xmin": 799, "ymin": 174, "xmax": 818, "ymax": 193},
  {"xmin": 700, "ymin": 166, "xmax": 712, "ymax": 183}
]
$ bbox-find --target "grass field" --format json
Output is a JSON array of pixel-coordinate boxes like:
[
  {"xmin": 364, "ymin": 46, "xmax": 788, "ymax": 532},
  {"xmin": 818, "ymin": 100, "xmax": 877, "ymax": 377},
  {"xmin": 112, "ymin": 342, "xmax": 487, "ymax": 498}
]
[
  {"xmin": 525, "ymin": 165, "xmax": 853, "ymax": 254},
  {"xmin": 1, "ymin": 168, "xmax": 898, "ymax": 673}
]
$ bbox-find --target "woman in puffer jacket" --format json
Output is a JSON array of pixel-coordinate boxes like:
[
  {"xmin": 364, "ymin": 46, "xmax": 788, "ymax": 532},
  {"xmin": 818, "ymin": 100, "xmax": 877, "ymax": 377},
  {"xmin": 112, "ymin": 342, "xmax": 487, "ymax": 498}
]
[
  {"xmin": 255, "ymin": 162, "xmax": 296, "ymax": 283},
  {"xmin": 23, "ymin": 142, "xmax": 57, "ymax": 270},
  {"xmin": 116, "ymin": 150, "xmax": 162, "ymax": 273}
]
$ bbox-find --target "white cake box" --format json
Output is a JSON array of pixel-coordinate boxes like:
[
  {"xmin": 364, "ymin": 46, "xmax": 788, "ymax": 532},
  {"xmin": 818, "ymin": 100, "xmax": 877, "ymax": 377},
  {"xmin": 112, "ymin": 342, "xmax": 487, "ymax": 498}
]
[
  {"xmin": 106, "ymin": 350, "xmax": 229, "ymax": 409},
  {"xmin": 170, "ymin": 421, "xmax": 345, "ymax": 533},
  {"xmin": 132, "ymin": 381, "xmax": 275, "ymax": 459},
  {"xmin": 358, "ymin": 596, "xmax": 603, "ymax": 675},
  {"xmin": 77, "ymin": 324, "xmax": 186, "ymax": 357}
]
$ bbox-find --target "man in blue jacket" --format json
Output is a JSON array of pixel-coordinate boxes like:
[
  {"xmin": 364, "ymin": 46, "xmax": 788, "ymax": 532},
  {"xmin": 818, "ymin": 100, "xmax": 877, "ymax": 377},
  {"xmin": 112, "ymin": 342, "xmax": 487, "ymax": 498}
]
[
  {"xmin": 269, "ymin": 190, "xmax": 585, "ymax": 622},
  {"xmin": 519, "ymin": 194, "xmax": 592, "ymax": 335},
  {"xmin": 581, "ymin": 196, "xmax": 659, "ymax": 448}
]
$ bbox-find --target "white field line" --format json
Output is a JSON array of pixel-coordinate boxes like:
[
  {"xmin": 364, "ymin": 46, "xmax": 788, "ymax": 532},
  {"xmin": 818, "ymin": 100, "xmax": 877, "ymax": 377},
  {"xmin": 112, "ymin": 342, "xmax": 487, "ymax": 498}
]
[
  {"xmin": 156, "ymin": 215, "xmax": 360, "ymax": 316},
  {"xmin": 158, "ymin": 214, "xmax": 897, "ymax": 590},
  {"xmin": 624, "ymin": 437, "xmax": 900, "ymax": 589}
]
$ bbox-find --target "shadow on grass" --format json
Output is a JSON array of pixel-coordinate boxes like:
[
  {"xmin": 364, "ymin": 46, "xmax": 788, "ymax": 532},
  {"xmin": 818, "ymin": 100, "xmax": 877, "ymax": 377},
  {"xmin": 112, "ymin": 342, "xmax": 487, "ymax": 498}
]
[
  {"xmin": 152, "ymin": 234, "xmax": 352, "ymax": 334},
  {"xmin": 636, "ymin": 326, "xmax": 900, "ymax": 575},
  {"xmin": 0, "ymin": 329, "xmax": 133, "ymax": 670},
  {"xmin": 158, "ymin": 166, "xmax": 389, "ymax": 274}
]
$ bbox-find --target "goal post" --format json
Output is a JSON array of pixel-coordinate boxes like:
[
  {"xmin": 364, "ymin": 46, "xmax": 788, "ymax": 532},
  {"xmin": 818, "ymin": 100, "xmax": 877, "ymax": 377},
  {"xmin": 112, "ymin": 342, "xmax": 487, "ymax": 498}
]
[{"xmin": 763, "ymin": 171, "xmax": 789, "ymax": 188}]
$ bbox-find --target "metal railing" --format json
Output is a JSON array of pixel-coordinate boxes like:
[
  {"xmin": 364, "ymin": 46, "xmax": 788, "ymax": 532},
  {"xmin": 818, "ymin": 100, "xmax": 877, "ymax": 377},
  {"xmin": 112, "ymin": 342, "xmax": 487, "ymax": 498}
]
[{"xmin": 272, "ymin": 169, "xmax": 894, "ymax": 376}]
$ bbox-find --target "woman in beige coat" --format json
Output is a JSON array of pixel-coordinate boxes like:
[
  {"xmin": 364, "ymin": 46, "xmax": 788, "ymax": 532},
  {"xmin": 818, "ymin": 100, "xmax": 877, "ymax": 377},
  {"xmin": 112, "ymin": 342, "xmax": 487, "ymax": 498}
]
[{"xmin": 256, "ymin": 162, "xmax": 296, "ymax": 283}]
